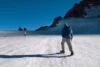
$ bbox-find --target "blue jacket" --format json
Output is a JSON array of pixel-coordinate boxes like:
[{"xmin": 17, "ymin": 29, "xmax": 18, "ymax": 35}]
[{"xmin": 62, "ymin": 24, "xmax": 73, "ymax": 39}]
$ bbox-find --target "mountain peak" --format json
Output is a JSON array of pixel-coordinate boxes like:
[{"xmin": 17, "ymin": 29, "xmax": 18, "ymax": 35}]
[
  {"xmin": 35, "ymin": 16, "xmax": 62, "ymax": 31},
  {"xmin": 64, "ymin": 1, "xmax": 91, "ymax": 18},
  {"xmin": 35, "ymin": 0, "xmax": 100, "ymax": 31}
]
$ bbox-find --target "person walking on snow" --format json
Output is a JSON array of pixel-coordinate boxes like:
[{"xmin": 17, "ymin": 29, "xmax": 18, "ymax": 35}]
[
  {"xmin": 60, "ymin": 23, "xmax": 74, "ymax": 56},
  {"xmin": 24, "ymin": 27, "xmax": 27, "ymax": 36}
]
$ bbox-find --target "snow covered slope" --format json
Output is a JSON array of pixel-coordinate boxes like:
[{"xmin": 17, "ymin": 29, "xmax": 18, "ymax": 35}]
[
  {"xmin": 35, "ymin": 6, "xmax": 100, "ymax": 35},
  {"xmin": 0, "ymin": 34, "xmax": 100, "ymax": 67}
]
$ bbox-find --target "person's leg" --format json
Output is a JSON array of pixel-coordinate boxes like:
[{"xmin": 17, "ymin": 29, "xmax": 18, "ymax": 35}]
[
  {"xmin": 60, "ymin": 37, "xmax": 66, "ymax": 53},
  {"xmin": 66, "ymin": 39, "xmax": 74, "ymax": 55}
]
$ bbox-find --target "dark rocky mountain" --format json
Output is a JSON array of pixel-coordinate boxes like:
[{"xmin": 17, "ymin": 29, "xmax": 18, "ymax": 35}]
[
  {"xmin": 35, "ymin": 16, "xmax": 62, "ymax": 31},
  {"xmin": 64, "ymin": 0, "xmax": 100, "ymax": 18},
  {"xmin": 18, "ymin": 27, "xmax": 23, "ymax": 31},
  {"xmin": 35, "ymin": 26, "xmax": 49, "ymax": 31},
  {"xmin": 64, "ymin": 1, "xmax": 91, "ymax": 18},
  {"xmin": 35, "ymin": 0, "xmax": 100, "ymax": 31},
  {"xmin": 49, "ymin": 16, "xmax": 62, "ymax": 27}
]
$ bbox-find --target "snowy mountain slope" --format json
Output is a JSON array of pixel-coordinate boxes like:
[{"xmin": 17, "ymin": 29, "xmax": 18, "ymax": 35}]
[
  {"xmin": 34, "ymin": 6, "xmax": 100, "ymax": 35},
  {"xmin": 0, "ymin": 34, "xmax": 100, "ymax": 67},
  {"xmin": 85, "ymin": 5, "xmax": 100, "ymax": 18},
  {"xmin": 60, "ymin": 17, "xmax": 100, "ymax": 34},
  {"xmin": 35, "ymin": 17, "xmax": 100, "ymax": 35}
]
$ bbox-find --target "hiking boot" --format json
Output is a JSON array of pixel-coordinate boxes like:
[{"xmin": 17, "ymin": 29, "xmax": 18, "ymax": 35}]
[
  {"xmin": 60, "ymin": 50, "xmax": 65, "ymax": 53},
  {"xmin": 70, "ymin": 51, "xmax": 74, "ymax": 56}
]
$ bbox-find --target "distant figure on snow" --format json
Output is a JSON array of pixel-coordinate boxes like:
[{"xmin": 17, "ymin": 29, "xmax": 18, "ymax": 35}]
[
  {"xmin": 24, "ymin": 27, "xmax": 27, "ymax": 36},
  {"xmin": 60, "ymin": 23, "xmax": 74, "ymax": 56}
]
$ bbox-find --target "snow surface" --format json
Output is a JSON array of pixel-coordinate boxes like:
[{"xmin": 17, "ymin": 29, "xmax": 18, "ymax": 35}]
[{"xmin": 0, "ymin": 34, "xmax": 100, "ymax": 67}]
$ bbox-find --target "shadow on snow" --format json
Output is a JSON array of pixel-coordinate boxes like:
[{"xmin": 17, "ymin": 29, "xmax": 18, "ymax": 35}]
[{"xmin": 0, "ymin": 52, "xmax": 73, "ymax": 58}]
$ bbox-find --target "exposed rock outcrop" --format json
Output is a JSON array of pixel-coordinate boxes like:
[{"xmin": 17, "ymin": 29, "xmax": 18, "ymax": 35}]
[
  {"xmin": 18, "ymin": 27, "xmax": 23, "ymax": 31},
  {"xmin": 64, "ymin": 1, "xmax": 91, "ymax": 18},
  {"xmin": 35, "ymin": 16, "xmax": 62, "ymax": 31},
  {"xmin": 50, "ymin": 16, "xmax": 62, "ymax": 27},
  {"xmin": 35, "ymin": 26, "xmax": 49, "ymax": 31}
]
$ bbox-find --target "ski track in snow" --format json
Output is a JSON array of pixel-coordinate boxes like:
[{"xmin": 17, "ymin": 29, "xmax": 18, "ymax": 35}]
[{"xmin": 0, "ymin": 35, "xmax": 100, "ymax": 67}]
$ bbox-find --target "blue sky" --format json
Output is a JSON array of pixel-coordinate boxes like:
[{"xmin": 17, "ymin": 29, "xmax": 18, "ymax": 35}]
[{"xmin": 0, "ymin": 0, "xmax": 80, "ymax": 30}]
